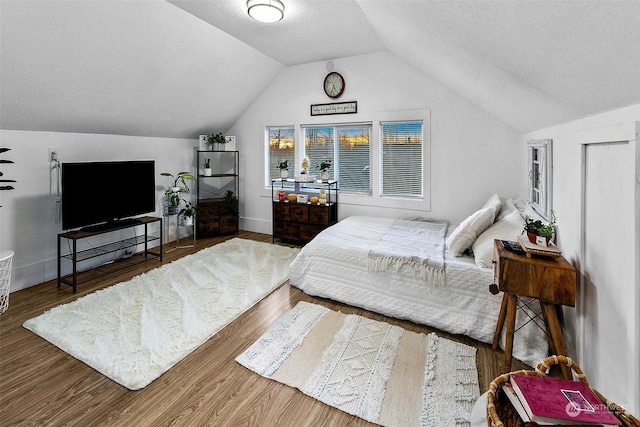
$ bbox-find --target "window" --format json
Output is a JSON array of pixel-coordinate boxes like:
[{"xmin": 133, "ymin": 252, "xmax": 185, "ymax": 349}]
[
  {"xmin": 263, "ymin": 110, "xmax": 430, "ymax": 209},
  {"xmin": 267, "ymin": 127, "xmax": 295, "ymax": 180},
  {"xmin": 304, "ymin": 126, "xmax": 334, "ymax": 178},
  {"xmin": 380, "ymin": 120, "xmax": 423, "ymax": 198},
  {"xmin": 527, "ymin": 139, "xmax": 552, "ymax": 220},
  {"xmin": 302, "ymin": 124, "xmax": 371, "ymax": 193}
]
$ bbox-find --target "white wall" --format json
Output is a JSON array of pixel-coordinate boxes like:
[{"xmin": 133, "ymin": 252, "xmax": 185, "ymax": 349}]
[
  {"xmin": 0, "ymin": 130, "xmax": 199, "ymax": 291},
  {"xmin": 522, "ymin": 104, "xmax": 640, "ymax": 413},
  {"xmin": 229, "ymin": 52, "xmax": 524, "ymax": 234}
]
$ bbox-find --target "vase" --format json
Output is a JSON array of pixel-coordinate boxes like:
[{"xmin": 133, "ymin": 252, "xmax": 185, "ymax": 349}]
[
  {"xmin": 280, "ymin": 169, "xmax": 288, "ymax": 179},
  {"xmin": 204, "ymin": 168, "xmax": 212, "ymax": 177},
  {"xmin": 181, "ymin": 216, "xmax": 194, "ymax": 226},
  {"xmin": 527, "ymin": 231, "xmax": 551, "ymax": 246},
  {"xmin": 321, "ymin": 170, "xmax": 329, "ymax": 181}
]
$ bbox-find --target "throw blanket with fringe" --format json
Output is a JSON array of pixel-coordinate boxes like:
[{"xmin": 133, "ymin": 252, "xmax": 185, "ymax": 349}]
[{"xmin": 368, "ymin": 219, "xmax": 447, "ymax": 285}]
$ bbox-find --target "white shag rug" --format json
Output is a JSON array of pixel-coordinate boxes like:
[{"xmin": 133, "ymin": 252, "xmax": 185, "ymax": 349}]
[
  {"xmin": 236, "ymin": 301, "xmax": 480, "ymax": 426},
  {"xmin": 24, "ymin": 238, "xmax": 300, "ymax": 390}
]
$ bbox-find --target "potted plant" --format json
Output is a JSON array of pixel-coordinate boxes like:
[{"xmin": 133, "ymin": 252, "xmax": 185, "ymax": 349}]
[
  {"xmin": 278, "ymin": 159, "xmax": 289, "ymax": 179},
  {"xmin": 523, "ymin": 210, "xmax": 557, "ymax": 246},
  {"xmin": 179, "ymin": 201, "xmax": 199, "ymax": 226},
  {"xmin": 161, "ymin": 171, "xmax": 195, "ymax": 214},
  {"xmin": 203, "ymin": 158, "xmax": 212, "ymax": 177},
  {"xmin": 316, "ymin": 159, "xmax": 332, "ymax": 181},
  {"xmin": 223, "ymin": 190, "xmax": 239, "ymax": 218},
  {"xmin": 206, "ymin": 132, "xmax": 227, "ymax": 151}
]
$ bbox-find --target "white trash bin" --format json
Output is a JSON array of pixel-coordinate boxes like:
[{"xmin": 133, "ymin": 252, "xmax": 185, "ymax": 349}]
[{"xmin": 0, "ymin": 250, "xmax": 14, "ymax": 314}]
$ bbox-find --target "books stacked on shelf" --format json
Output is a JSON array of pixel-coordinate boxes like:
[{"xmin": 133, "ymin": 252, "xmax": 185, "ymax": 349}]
[{"xmin": 501, "ymin": 374, "xmax": 621, "ymax": 426}]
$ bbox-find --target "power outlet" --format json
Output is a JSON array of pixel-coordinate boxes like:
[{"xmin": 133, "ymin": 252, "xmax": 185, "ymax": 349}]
[{"xmin": 49, "ymin": 148, "xmax": 59, "ymax": 162}]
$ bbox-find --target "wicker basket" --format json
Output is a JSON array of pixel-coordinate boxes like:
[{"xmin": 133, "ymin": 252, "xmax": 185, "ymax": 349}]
[{"xmin": 486, "ymin": 355, "xmax": 640, "ymax": 427}]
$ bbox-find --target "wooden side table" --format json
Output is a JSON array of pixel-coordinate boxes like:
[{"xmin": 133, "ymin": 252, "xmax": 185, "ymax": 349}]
[{"xmin": 491, "ymin": 239, "xmax": 576, "ymax": 379}]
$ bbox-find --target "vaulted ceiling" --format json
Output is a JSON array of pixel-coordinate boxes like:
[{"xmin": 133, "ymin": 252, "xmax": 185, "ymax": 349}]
[{"xmin": 2, "ymin": 0, "xmax": 639, "ymax": 138}]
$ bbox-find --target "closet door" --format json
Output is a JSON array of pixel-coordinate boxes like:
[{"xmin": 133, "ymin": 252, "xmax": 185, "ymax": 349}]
[{"xmin": 582, "ymin": 139, "xmax": 635, "ymax": 407}]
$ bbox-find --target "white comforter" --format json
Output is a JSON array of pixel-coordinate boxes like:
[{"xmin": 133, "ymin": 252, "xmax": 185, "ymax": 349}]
[{"xmin": 289, "ymin": 215, "xmax": 548, "ymax": 367}]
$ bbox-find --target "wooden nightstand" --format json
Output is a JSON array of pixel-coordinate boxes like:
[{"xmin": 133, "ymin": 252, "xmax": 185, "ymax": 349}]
[{"xmin": 491, "ymin": 239, "xmax": 576, "ymax": 378}]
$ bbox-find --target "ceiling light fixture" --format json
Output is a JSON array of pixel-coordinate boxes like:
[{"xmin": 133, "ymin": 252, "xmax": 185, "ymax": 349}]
[{"xmin": 247, "ymin": 0, "xmax": 284, "ymax": 23}]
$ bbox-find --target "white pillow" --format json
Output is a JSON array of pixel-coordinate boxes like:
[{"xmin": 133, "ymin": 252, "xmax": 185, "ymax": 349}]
[
  {"xmin": 482, "ymin": 193, "xmax": 502, "ymax": 219},
  {"xmin": 446, "ymin": 207, "xmax": 496, "ymax": 257},
  {"xmin": 472, "ymin": 210, "xmax": 526, "ymax": 268},
  {"xmin": 496, "ymin": 198, "xmax": 517, "ymax": 222}
]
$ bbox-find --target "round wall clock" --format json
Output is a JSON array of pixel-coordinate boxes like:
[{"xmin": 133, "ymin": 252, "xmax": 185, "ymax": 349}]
[{"xmin": 323, "ymin": 72, "xmax": 345, "ymax": 98}]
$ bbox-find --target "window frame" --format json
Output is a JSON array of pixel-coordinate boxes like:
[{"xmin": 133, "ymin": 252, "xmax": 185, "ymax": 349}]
[
  {"xmin": 262, "ymin": 109, "xmax": 431, "ymax": 212},
  {"xmin": 527, "ymin": 138, "xmax": 553, "ymax": 221}
]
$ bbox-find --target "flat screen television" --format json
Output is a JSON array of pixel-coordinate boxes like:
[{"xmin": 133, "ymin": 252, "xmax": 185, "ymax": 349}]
[{"xmin": 61, "ymin": 160, "xmax": 156, "ymax": 231}]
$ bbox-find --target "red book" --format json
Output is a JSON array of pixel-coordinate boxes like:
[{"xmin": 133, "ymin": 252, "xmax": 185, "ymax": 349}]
[{"xmin": 509, "ymin": 374, "xmax": 621, "ymax": 426}]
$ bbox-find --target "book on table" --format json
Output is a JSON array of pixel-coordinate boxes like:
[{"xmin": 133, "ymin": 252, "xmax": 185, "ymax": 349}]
[{"xmin": 509, "ymin": 374, "xmax": 621, "ymax": 426}]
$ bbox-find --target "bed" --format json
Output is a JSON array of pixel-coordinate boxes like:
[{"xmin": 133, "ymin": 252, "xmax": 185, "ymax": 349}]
[{"xmin": 289, "ymin": 204, "xmax": 549, "ymax": 368}]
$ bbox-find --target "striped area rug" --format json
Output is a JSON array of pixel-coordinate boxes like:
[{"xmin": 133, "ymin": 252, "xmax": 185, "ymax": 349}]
[{"xmin": 236, "ymin": 301, "xmax": 480, "ymax": 426}]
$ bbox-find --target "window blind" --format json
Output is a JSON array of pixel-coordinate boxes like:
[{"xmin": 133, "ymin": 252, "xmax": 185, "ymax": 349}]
[{"xmin": 380, "ymin": 120, "xmax": 423, "ymax": 197}]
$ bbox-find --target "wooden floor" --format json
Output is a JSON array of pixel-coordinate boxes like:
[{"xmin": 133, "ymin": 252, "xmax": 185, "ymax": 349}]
[{"xmin": 0, "ymin": 231, "xmax": 529, "ymax": 426}]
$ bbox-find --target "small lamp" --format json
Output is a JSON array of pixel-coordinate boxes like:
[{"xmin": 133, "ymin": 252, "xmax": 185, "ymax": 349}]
[{"xmin": 247, "ymin": 0, "xmax": 285, "ymax": 23}]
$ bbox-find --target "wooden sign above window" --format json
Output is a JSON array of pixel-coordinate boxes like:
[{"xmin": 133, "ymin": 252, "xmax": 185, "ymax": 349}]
[{"xmin": 310, "ymin": 101, "xmax": 357, "ymax": 116}]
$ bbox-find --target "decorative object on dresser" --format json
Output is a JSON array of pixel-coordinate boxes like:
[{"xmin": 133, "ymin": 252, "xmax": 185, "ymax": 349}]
[
  {"xmin": 490, "ymin": 239, "xmax": 576, "ymax": 379},
  {"xmin": 236, "ymin": 301, "xmax": 480, "ymax": 427},
  {"xmin": 27, "ymin": 239, "xmax": 300, "ymax": 390},
  {"xmin": 271, "ymin": 178, "xmax": 338, "ymax": 244},
  {"xmin": 316, "ymin": 159, "xmax": 332, "ymax": 181},
  {"xmin": 196, "ymin": 150, "xmax": 239, "ymax": 238},
  {"xmin": 277, "ymin": 159, "xmax": 289, "ymax": 179}
]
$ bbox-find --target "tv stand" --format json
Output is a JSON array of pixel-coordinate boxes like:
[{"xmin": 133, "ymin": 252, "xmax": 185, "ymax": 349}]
[
  {"xmin": 58, "ymin": 216, "xmax": 162, "ymax": 293},
  {"xmin": 81, "ymin": 218, "xmax": 143, "ymax": 233}
]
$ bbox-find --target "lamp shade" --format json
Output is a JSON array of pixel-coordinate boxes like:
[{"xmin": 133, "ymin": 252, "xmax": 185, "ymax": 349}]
[{"xmin": 247, "ymin": 0, "xmax": 284, "ymax": 23}]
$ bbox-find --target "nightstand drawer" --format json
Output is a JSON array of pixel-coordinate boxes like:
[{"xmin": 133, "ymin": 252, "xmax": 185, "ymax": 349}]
[{"xmin": 493, "ymin": 240, "xmax": 576, "ymax": 306}]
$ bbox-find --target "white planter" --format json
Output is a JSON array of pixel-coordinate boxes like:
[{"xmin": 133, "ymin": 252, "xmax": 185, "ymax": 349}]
[
  {"xmin": 321, "ymin": 170, "xmax": 330, "ymax": 181},
  {"xmin": 204, "ymin": 168, "xmax": 212, "ymax": 177},
  {"xmin": 181, "ymin": 216, "xmax": 194, "ymax": 226},
  {"xmin": 280, "ymin": 169, "xmax": 288, "ymax": 179}
]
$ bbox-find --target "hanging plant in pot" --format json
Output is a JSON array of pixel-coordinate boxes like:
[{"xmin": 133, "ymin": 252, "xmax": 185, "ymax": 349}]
[
  {"xmin": 523, "ymin": 210, "xmax": 556, "ymax": 246},
  {"xmin": 278, "ymin": 159, "xmax": 289, "ymax": 179},
  {"xmin": 317, "ymin": 159, "xmax": 332, "ymax": 181},
  {"xmin": 161, "ymin": 171, "xmax": 195, "ymax": 215}
]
